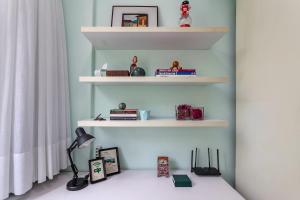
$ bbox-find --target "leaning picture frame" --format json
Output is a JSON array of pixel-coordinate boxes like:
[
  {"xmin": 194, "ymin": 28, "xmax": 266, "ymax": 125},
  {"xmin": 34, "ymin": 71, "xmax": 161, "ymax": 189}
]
[
  {"xmin": 89, "ymin": 157, "xmax": 107, "ymax": 184},
  {"xmin": 98, "ymin": 147, "xmax": 121, "ymax": 176},
  {"xmin": 111, "ymin": 6, "xmax": 158, "ymax": 27}
]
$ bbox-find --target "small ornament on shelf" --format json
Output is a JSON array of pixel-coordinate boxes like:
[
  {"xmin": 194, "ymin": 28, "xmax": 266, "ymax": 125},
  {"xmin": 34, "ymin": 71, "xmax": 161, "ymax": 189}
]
[
  {"xmin": 118, "ymin": 102, "xmax": 127, "ymax": 110},
  {"xmin": 190, "ymin": 107, "xmax": 204, "ymax": 120},
  {"xmin": 130, "ymin": 56, "xmax": 138, "ymax": 74},
  {"xmin": 170, "ymin": 60, "xmax": 182, "ymax": 71},
  {"xmin": 176, "ymin": 104, "xmax": 204, "ymax": 120},
  {"xmin": 94, "ymin": 113, "xmax": 106, "ymax": 121},
  {"xmin": 130, "ymin": 56, "xmax": 146, "ymax": 76},
  {"xmin": 176, "ymin": 104, "xmax": 192, "ymax": 120},
  {"xmin": 179, "ymin": 0, "xmax": 192, "ymax": 27},
  {"xmin": 157, "ymin": 156, "xmax": 169, "ymax": 177},
  {"xmin": 101, "ymin": 63, "xmax": 108, "ymax": 76},
  {"xmin": 94, "ymin": 63, "xmax": 108, "ymax": 76}
]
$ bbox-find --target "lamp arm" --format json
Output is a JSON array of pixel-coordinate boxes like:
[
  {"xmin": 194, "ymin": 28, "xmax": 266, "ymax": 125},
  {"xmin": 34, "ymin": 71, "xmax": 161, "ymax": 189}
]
[{"xmin": 67, "ymin": 140, "xmax": 79, "ymax": 179}]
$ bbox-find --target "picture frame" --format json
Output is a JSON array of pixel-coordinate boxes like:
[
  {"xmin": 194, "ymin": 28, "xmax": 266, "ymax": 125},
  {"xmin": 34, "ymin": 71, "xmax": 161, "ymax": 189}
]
[
  {"xmin": 98, "ymin": 147, "xmax": 121, "ymax": 176},
  {"xmin": 89, "ymin": 157, "xmax": 107, "ymax": 184},
  {"xmin": 111, "ymin": 6, "xmax": 158, "ymax": 27}
]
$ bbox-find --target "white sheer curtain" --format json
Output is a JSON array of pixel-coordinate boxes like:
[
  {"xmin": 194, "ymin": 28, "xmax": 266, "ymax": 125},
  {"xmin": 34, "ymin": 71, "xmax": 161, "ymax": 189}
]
[{"xmin": 0, "ymin": 0, "xmax": 71, "ymax": 199}]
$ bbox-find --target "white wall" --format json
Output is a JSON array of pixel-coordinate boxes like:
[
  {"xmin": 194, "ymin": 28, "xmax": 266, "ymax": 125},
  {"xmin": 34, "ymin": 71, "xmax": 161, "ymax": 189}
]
[{"xmin": 236, "ymin": 0, "xmax": 300, "ymax": 199}]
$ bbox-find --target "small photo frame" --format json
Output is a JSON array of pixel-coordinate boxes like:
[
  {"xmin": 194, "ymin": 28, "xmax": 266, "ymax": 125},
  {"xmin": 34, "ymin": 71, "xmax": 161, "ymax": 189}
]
[
  {"xmin": 89, "ymin": 158, "xmax": 107, "ymax": 184},
  {"xmin": 111, "ymin": 6, "xmax": 158, "ymax": 27},
  {"xmin": 99, "ymin": 147, "xmax": 120, "ymax": 176}
]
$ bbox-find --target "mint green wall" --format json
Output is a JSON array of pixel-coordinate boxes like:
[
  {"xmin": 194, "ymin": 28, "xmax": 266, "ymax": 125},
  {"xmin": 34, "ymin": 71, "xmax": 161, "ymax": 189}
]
[{"xmin": 63, "ymin": 0, "xmax": 236, "ymax": 185}]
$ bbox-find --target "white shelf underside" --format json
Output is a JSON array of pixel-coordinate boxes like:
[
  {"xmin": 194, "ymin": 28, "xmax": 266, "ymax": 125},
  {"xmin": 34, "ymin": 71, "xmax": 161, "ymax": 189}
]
[
  {"xmin": 79, "ymin": 76, "xmax": 228, "ymax": 85},
  {"xmin": 78, "ymin": 119, "xmax": 228, "ymax": 128},
  {"xmin": 81, "ymin": 27, "xmax": 228, "ymax": 50}
]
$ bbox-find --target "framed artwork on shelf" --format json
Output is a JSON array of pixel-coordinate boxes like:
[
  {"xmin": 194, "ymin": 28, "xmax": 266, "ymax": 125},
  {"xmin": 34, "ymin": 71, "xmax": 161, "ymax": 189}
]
[
  {"xmin": 98, "ymin": 147, "xmax": 121, "ymax": 176},
  {"xmin": 111, "ymin": 6, "xmax": 158, "ymax": 27},
  {"xmin": 89, "ymin": 157, "xmax": 107, "ymax": 184}
]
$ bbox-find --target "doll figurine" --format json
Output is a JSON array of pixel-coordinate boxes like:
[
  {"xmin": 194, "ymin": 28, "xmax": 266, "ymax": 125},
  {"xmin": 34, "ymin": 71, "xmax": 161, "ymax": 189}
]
[
  {"xmin": 170, "ymin": 60, "xmax": 182, "ymax": 71},
  {"xmin": 179, "ymin": 0, "xmax": 192, "ymax": 27},
  {"xmin": 130, "ymin": 56, "xmax": 138, "ymax": 74}
]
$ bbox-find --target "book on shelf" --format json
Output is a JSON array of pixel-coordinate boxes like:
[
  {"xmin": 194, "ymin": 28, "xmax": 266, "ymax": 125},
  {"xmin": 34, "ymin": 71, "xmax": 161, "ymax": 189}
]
[
  {"xmin": 110, "ymin": 109, "xmax": 138, "ymax": 114},
  {"xmin": 110, "ymin": 114, "xmax": 137, "ymax": 117},
  {"xmin": 106, "ymin": 70, "xmax": 130, "ymax": 76},
  {"xmin": 156, "ymin": 72, "xmax": 196, "ymax": 75},
  {"xmin": 156, "ymin": 69, "xmax": 196, "ymax": 73},
  {"xmin": 155, "ymin": 69, "xmax": 196, "ymax": 76},
  {"xmin": 110, "ymin": 117, "xmax": 137, "ymax": 120},
  {"xmin": 155, "ymin": 74, "xmax": 197, "ymax": 77}
]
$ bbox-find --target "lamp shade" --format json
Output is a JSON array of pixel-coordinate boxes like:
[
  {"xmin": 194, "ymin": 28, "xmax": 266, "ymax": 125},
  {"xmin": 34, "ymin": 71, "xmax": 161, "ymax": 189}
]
[{"xmin": 75, "ymin": 127, "xmax": 95, "ymax": 149}]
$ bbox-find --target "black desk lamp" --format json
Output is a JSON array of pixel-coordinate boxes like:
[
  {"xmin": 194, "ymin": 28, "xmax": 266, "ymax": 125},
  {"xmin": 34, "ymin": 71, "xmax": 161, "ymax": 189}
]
[{"xmin": 66, "ymin": 127, "xmax": 95, "ymax": 191}]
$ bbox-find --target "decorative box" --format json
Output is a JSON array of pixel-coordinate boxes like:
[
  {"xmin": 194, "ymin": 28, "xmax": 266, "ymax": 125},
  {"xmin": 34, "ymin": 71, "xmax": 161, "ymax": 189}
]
[
  {"xmin": 176, "ymin": 104, "xmax": 204, "ymax": 120},
  {"xmin": 176, "ymin": 104, "xmax": 191, "ymax": 120},
  {"xmin": 157, "ymin": 156, "xmax": 169, "ymax": 177},
  {"xmin": 190, "ymin": 107, "xmax": 204, "ymax": 120}
]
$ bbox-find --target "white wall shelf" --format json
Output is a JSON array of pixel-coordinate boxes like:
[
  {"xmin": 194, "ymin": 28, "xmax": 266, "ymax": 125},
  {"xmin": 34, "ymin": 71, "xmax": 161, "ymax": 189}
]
[
  {"xmin": 79, "ymin": 76, "xmax": 228, "ymax": 85},
  {"xmin": 78, "ymin": 119, "xmax": 228, "ymax": 128},
  {"xmin": 81, "ymin": 26, "xmax": 228, "ymax": 50}
]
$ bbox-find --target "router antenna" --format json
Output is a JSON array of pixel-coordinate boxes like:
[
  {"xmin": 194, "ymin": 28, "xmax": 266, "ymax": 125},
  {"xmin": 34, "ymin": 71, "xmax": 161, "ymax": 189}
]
[
  {"xmin": 208, "ymin": 148, "xmax": 211, "ymax": 168},
  {"xmin": 217, "ymin": 149, "xmax": 220, "ymax": 172},
  {"xmin": 195, "ymin": 148, "xmax": 198, "ymax": 168},
  {"xmin": 191, "ymin": 150, "xmax": 194, "ymax": 172}
]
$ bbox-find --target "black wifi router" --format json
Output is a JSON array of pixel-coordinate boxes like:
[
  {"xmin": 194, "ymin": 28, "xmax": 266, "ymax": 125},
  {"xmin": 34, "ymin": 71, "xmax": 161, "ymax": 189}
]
[{"xmin": 191, "ymin": 148, "xmax": 221, "ymax": 176}]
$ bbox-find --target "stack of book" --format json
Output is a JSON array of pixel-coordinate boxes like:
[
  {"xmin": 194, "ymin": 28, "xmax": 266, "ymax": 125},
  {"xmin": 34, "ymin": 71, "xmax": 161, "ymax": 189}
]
[
  {"xmin": 110, "ymin": 109, "xmax": 138, "ymax": 120},
  {"xmin": 155, "ymin": 69, "xmax": 196, "ymax": 77}
]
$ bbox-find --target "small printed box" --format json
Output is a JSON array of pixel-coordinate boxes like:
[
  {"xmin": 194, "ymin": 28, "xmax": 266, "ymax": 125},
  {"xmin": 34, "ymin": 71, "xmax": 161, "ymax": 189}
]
[{"xmin": 157, "ymin": 156, "xmax": 169, "ymax": 177}]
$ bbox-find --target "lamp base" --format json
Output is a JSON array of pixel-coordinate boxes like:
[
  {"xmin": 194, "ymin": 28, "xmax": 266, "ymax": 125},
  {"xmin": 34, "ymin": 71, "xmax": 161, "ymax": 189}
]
[{"xmin": 66, "ymin": 177, "xmax": 88, "ymax": 191}]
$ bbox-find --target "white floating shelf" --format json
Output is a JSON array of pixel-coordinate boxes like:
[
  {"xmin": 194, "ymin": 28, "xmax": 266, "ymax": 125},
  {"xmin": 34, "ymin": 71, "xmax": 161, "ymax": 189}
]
[
  {"xmin": 81, "ymin": 27, "xmax": 228, "ymax": 50},
  {"xmin": 78, "ymin": 119, "xmax": 228, "ymax": 128},
  {"xmin": 79, "ymin": 76, "xmax": 228, "ymax": 85}
]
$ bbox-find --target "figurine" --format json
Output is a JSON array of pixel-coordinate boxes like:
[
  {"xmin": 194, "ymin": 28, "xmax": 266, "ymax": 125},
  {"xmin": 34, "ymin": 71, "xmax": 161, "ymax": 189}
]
[
  {"xmin": 130, "ymin": 56, "xmax": 146, "ymax": 76},
  {"xmin": 170, "ymin": 60, "xmax": 182, "ymax": 71},
  {"xmin": 157, "ymin": 156, "xmax": 169, "ymax": 177},
  {"xmin": 94, "ymin": 113, "xmax": 106, "ymax": 121},
  {"xmin": 179, "ymin": 0, "xmax": 192, "ymax": 27},
  {"xmin": 118, "ymin": 102, "xmax": 126, "ymax": 110},
  {"xmin": 130, "ymin": 56, "xmax": 138, "ymax": 74}
]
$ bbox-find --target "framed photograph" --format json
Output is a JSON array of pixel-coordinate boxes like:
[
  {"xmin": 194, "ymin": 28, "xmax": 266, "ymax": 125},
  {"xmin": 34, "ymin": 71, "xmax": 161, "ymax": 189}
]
[
  {"xmin": 111, "ymin": 6, "xmax": 158, "ymax": 27},
  {"xmin": 89, "ymin": 158, "xmax": 107, "ymax": 184},
  {"xmin": 99, "ymin": 147, "xmax": 120, "ymax": 176}
]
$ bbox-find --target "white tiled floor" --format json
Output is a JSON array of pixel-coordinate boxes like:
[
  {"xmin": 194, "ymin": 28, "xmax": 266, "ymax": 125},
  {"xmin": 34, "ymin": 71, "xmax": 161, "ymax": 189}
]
[{"xmin": 7, "ymin": 172, "xmax": 77, "ymax": 200}]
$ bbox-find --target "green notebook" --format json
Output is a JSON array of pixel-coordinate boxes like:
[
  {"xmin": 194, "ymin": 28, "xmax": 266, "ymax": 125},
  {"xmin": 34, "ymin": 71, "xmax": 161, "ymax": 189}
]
[{"xmin": 172, "ymin": 174, "xmax": 192, "ymax": 187}]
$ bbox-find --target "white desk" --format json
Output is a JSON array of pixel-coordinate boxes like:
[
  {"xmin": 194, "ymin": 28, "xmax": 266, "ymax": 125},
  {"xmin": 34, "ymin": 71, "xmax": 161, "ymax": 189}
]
[{"xmin": 12, "ymin": 170, "xmax": 244, "ymax": 200}]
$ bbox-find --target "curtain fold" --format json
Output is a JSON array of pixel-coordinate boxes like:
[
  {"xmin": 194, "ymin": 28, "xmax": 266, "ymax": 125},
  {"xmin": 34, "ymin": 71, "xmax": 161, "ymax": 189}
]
[{"xmin": 0, "ymin": 0, "xmax": 71, "ymax": 199}]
